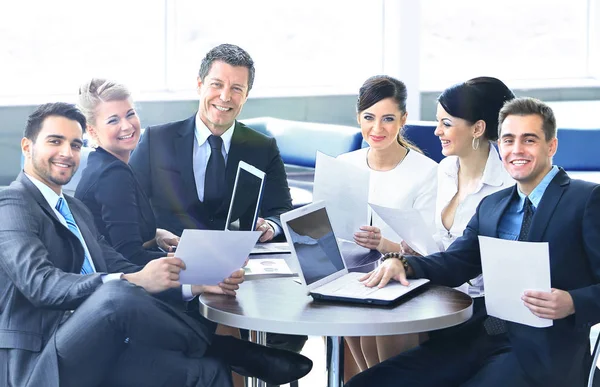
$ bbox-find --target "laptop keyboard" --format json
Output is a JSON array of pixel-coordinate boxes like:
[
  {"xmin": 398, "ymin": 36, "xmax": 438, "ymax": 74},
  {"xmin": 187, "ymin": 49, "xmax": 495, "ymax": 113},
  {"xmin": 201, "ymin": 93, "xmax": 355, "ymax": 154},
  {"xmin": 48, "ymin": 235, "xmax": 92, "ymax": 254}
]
[{"xmin": 316, "ymin": 273, "xmax": 380, "ymax": 298}]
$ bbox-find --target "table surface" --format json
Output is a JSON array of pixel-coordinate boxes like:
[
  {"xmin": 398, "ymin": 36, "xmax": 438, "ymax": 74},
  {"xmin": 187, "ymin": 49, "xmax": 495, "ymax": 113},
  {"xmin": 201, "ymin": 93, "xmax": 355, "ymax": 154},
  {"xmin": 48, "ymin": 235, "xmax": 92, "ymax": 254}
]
[{"xmin": 200, "ymin": 277, "xmax": 473, "ymax": 337}]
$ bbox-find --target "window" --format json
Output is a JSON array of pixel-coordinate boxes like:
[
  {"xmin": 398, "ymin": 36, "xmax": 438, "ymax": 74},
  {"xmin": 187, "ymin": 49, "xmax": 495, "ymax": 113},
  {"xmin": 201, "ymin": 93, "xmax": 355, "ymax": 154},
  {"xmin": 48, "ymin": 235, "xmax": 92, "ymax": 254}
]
[
  {"xmin": 0, "ymin": 0, "xmax": 165, "ymax": 98},
  {"xmin": 168, "ymin": 0, "xmax": 384, "ymax": 95},
  {"xmin": 419, "ymin": 0, "xmax": 591, "ymax": 89}
]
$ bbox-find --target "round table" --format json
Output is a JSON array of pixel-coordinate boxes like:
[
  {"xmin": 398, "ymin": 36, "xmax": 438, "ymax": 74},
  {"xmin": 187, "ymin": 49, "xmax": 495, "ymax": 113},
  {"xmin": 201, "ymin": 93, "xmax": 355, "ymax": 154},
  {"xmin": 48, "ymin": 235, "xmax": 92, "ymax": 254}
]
[{"xmin": 200, "ymin": 277, "xmax": 473, "ymax": 387}]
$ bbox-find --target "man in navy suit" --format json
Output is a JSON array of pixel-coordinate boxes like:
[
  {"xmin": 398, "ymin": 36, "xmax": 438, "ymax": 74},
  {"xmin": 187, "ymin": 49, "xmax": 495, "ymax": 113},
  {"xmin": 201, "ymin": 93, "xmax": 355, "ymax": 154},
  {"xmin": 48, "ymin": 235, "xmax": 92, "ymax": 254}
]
[
  {"xmin": 129, "ymin": 43, "xmax": 292, "ymax": 240},
  {"xmin": 348, "ymin": 97, "xmax": 600, "ymax": 387}
]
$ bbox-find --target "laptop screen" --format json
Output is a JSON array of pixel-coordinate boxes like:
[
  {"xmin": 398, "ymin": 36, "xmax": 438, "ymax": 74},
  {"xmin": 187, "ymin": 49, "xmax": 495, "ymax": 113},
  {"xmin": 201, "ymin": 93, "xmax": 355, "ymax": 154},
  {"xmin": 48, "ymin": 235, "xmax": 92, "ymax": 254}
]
[
  {"xmin": 225, "ymin": 161, "xmax": 265, "ymax": 231},
  {"xmin": 286, "ymin": 207, "xmax": 345, "ymax": 285}
]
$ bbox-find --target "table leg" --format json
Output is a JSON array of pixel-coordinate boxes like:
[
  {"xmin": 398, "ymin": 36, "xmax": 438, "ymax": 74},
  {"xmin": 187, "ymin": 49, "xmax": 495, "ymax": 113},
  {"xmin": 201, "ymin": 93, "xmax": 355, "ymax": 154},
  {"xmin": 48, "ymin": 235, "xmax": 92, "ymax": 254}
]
[
  {"xmin": 248, "ymin": 331, "xmax": 268, "ymax": 387},
  {"xmin": 328, "ymin": 336, "xmax": 344, "ymax": 387}
]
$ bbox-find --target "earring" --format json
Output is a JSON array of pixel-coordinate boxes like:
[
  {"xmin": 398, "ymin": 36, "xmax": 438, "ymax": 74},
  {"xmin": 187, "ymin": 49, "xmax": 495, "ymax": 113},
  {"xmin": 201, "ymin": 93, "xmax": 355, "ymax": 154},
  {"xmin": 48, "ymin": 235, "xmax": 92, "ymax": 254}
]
[{"xmin": 472, "ymin": 137, "xmax": 480, "ymax": 151}]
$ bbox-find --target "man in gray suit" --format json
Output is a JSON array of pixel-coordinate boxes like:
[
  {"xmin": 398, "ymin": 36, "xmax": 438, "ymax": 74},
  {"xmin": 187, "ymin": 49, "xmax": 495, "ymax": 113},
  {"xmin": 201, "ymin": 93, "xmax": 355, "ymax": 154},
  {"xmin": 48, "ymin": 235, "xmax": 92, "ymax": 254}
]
[{"xmin": 0, "ymin": 103, "xmax": 311, "ymax": 387}]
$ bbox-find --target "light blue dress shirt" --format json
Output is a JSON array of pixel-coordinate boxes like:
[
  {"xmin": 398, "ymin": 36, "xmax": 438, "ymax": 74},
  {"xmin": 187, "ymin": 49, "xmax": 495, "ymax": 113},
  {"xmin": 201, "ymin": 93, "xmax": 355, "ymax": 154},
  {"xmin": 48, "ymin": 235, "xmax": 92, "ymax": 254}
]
[{"xmin": 497, "ymin": 166, "xmax": 560, "ymax": 240}]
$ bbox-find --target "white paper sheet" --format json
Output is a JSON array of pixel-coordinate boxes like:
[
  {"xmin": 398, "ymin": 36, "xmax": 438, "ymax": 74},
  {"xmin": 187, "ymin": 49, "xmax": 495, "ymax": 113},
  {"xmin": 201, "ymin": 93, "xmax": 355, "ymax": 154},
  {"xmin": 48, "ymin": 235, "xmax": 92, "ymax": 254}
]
[
  {"xmin": 369, "ymin": 203, "xmax": 441, "ymax": 256},
  {"xmin": 176, "ymin": 229, "xmax": 261, "ymax": 285},
  {"xmin": 312, "ymin": 152, "xmax": 370, "ymax": 242},
  {"xmin": 478, "ymin": 236, "xmax": 552, "ymax": 328}
]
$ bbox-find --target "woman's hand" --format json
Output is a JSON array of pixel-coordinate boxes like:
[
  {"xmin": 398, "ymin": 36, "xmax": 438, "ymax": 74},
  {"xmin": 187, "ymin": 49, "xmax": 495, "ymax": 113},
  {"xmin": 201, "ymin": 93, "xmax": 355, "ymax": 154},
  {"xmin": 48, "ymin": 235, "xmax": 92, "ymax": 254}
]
[
  {"xmin": 400, "ymin": 241, "xmax": 422, "ymax": 257},
  {"xmin": 155, "ymin": 228, "xmax": 180, "ymax": 252},
  {"xmin": 354, "ymin": 226, "xmax": 384, "ymax": 251}
]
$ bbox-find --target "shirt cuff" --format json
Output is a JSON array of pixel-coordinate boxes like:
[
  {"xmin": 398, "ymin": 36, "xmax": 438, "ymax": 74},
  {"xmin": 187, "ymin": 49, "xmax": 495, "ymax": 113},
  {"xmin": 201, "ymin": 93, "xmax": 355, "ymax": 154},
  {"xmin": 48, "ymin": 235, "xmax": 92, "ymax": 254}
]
[
  {"xmin": 266, "ymin": 220, "xmax": 282, "ymax": 237},
  {"xmin": 102, "ymin": 273, "xmax": 124, "ymax": 283},
  {"xmin": 182, "ymin": 284, "xmax": 195, "ymax": 301}
]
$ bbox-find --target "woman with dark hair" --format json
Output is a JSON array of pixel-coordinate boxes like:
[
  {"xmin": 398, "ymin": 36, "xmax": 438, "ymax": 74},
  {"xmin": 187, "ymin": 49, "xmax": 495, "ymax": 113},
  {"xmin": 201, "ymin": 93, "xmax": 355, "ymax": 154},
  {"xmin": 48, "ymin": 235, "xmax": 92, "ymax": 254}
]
[
  {"xmin": 339, "ymin": 75, "xmax": 438, "ymax": 375},
  {"xmin": 415, "ymin": 76, "xmax": 516, "ymax": 296}
]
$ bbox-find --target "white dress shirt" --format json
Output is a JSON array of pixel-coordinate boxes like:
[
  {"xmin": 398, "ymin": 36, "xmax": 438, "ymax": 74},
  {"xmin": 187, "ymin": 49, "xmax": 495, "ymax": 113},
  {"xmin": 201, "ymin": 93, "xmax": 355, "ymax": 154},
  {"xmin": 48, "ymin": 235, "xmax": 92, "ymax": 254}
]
[
  {"xmin": 338, "ymin": 148, "xmax": 438, "ymax": 244},
  {"xmin": 435, "ymin": 143, "xmax": 515, "ymax": 296},
  {"xmin": 25, "ymin": 173, "xmax": 194, "ymax": 298}
]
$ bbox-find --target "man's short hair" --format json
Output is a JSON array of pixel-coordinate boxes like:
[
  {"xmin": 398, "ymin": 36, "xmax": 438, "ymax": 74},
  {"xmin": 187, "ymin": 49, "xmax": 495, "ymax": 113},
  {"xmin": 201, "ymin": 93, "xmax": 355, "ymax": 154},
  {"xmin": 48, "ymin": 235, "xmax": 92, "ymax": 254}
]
[
  {"xmin": 24, "ymin": 102, "xmax": 87, "ymax": 141},
  {"xmin": 498, "ymin": 97, "xmax": 557, "ymax": 141},
  {"xmin": 198, "ymin": 44, "xmax": 255, "ymax": 91}
]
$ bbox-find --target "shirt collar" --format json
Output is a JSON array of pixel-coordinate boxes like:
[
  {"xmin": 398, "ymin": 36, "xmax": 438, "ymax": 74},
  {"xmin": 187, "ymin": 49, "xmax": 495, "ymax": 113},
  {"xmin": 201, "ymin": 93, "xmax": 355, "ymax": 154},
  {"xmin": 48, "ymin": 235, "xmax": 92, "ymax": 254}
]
[
  {"xmin": 24, "ymin": 172, "xmax": 63, "ymax": 209},
  {"xmin": 516, "ymin": 165, "xmax": 560, "ymax": 211},
  {"xmin": 194, "ymin": 113, "xmax": 235, "ymax": 154},
  {"xmin": 442, "ymin": 142, "xmax": 504, "ymax": 188}
]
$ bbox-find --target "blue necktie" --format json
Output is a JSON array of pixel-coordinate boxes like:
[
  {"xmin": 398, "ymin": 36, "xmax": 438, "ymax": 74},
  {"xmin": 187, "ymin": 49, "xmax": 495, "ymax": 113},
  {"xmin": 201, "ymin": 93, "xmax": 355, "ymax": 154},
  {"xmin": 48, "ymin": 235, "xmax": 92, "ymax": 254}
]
[
  {"xmin": 56, "ymin": 197, "xmax": 95, "ymax": 275},
  {"xmin": 204, "ymin": 135, "xmax": 226, "ymax": 211}
]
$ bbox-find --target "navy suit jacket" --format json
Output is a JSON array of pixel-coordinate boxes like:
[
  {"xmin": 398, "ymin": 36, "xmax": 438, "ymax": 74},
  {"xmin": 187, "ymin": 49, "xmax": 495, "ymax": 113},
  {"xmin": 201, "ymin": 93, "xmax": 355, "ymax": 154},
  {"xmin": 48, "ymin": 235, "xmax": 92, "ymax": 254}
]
[
  {"xmin": 406, "ymin": 168, "xmax": 600, "ymax": 386},
  {"xmin": 129, "ymin": 115, "xmax": 293, "ymax": 236},
  {"xmin": 75, "ymin": 147, "xmax": 163, "ymax": 265}
]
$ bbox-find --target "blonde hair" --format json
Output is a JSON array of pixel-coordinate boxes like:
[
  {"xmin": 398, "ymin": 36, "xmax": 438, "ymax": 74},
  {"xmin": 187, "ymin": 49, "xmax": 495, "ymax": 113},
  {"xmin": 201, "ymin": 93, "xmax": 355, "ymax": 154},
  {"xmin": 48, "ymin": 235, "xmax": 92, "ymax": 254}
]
[{"xmin": 77, "ymin": 78, "xmax": 132, "ymax": 126}]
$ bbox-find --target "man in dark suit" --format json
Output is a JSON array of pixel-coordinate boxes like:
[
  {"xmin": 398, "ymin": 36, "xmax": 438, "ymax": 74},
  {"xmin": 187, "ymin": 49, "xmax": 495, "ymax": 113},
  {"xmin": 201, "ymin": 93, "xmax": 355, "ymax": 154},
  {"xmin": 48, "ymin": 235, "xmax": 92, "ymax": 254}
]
[
  {"xmin": 0, "ymin": 103, "xmax": 310, "ymax": 387},
  {"xmin": 348, "ymin": 97, "xmax": 600, "ymax": 387},
  {"xmin": 129, "ymin": 43, "xmax": 293, "ymax": 240}
]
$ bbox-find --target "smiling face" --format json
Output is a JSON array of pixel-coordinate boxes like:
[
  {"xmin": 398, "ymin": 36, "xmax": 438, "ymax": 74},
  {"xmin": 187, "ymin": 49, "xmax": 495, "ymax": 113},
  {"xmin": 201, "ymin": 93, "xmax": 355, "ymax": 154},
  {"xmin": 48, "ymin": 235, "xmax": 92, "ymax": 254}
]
[
  {"xmin": 87, "ymin": 99, "xmax": 140, "ymax": 162},
  {"xmin": 197, "ymin": 60, "xmax": 249, "ymax": 135},
  {"xmin": 498, "ymin": 114, "xmax": 557, "ymax": 194},
  {"xmin": 22, "ymin": 115, "xmax": 83, "ymax": 194},
  {"xmin": 434, "ymin": 103, "xmax": 484, "ymax": 157},
  {"xmin": 358, "ymin": 97, "xmax": 407, "ymax": 150}
]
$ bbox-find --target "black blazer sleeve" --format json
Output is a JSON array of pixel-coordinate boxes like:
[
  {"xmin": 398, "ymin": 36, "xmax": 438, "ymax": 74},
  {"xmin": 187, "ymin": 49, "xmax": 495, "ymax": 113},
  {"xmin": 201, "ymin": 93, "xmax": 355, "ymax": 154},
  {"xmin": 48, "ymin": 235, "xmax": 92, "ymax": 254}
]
[
  {"xmin": 129, "ymin": 126, "xmax": 153, "ymax": 198},
  {"xmin": 92, "ymin": 164, "xmax": 164, "ymax": 265}
]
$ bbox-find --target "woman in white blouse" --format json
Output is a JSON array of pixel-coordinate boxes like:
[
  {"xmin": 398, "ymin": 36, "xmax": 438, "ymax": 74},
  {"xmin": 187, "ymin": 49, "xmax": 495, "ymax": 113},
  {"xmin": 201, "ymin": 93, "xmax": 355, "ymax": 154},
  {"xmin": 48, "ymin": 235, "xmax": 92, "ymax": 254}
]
[{"xmin": 339, "ymin": 75, "xmax": 438, "ymax": 376}]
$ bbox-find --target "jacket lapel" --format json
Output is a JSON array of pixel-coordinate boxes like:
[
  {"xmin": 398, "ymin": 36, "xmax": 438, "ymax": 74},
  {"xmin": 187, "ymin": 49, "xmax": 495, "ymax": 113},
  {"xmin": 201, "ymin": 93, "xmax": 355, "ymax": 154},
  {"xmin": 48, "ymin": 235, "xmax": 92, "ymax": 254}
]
[
  {"xmin": 488, "ymin": 185, "xmax": 516, "ymax": 237},
  {"xmin": 174, "ymin": 115, "xmax": 199, "ymax": 204},
  {"xmin": 527, "ymin": 168, "xmax": 569, "ymax": 242},
  {"xmin": 67, "ymin": 197, "xmax": 108, "ymax": 273}
]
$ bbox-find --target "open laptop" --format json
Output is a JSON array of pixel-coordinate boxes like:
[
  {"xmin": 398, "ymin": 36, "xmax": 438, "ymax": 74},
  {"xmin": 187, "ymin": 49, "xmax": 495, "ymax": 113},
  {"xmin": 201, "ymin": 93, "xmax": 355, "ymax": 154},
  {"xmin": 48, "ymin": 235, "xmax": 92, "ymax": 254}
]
[
  {"xmin": 224, "ymin": 161, "xmax": 265, "ymax": 232},
  {"xmin": 281, "ymin": 201, "xmax": 429, "ymax": 305}
]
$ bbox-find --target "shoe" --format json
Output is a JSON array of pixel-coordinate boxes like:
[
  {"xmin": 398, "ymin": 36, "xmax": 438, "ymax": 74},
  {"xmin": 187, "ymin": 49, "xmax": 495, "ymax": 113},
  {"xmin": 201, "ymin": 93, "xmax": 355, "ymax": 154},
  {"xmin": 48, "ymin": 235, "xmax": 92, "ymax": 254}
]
[{"xmin": 212, "ymin": 336, "xmax": 313, "ymax": 385}]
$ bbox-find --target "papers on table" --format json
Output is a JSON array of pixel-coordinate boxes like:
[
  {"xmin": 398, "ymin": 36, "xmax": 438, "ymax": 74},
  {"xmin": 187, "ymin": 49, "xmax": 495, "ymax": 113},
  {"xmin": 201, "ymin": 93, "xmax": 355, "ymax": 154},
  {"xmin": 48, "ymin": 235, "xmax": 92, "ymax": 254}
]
[
  {"xmin": 243, "ymin": 258, "xmax": 296, "ymax": 279},
  {"xmin": 176, "ymin": 229, "xmax": 261, "ymax": 285},
  {"xmin": 369, "ymin": 203, "xmax": 441, "ymax": 256},
  {"xmin": 478, "ymin": 236, "xmax": 552, "ymax": 328},
  {"xmin": 250, "ymin": 242, "xmax": 291, "ymax": 255},
  {"xmin": 312, "ymin": 152, "xmax": 370, "ymax": 242}
]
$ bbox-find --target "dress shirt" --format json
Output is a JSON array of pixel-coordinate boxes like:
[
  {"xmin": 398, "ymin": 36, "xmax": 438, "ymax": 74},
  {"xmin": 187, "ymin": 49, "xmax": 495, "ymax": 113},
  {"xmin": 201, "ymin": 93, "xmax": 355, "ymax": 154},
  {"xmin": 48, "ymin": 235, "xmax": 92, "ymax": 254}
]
[
  {"xmin": 25, "ymin": 173, "xmax": 194, "ymax": 299},
  {"xmin": 193, "ymin": 114, "xmax": 281, "ymax": 236},
  {"xmin": 498, "ymin": 166, "xmax": 560, "ymax": 240},
  {"xmin": 435, "ymin": 144, "xmax": 515, "ymax": 296}
]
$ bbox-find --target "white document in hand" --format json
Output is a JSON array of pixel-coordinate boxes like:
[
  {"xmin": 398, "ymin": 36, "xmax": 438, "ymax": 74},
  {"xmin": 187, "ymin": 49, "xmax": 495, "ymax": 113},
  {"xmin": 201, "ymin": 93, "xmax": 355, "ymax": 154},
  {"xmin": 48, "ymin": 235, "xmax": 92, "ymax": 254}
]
[
  {"xmin": 369, "ymin": 203, "xmax": 441, "ymax": 256},
  {"xmin": 478, "ymin": 236, "xmax": 552, "ymax": 328},
  {"xmin": 176, "ymin": 229, "xmax": 261, "ymax": 285},
  {"xmin": 312, "ymin": 152, "xmax": 370, "ymax": 242}
]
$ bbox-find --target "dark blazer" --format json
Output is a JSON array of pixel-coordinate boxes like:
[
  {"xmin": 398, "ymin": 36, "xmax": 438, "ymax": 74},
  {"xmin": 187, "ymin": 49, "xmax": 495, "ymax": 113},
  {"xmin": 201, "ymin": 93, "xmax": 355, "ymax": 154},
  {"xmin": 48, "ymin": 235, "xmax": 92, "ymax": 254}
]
[
  {"xmin": 129, "ymin": 115, "xmax": 293, "ymax": 236},
  {"xmin": 0, "ymin": 173, "xmax": 151, "ymax": 387},
  {"xmin": 406, "ymin": 168, "xmax": 600, "ymax": 386},
  {"xmin": 75, "ymin": 147, "xmax": 163, "ymax": 265}
]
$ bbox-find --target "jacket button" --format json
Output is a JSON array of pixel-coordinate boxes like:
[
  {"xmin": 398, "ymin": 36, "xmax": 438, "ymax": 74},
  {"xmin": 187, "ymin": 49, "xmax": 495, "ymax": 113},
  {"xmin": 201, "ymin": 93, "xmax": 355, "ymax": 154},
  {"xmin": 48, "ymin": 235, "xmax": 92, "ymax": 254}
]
[{"xmin": 209, "ymin": 216, "xmax": 214, "ymax": 222}]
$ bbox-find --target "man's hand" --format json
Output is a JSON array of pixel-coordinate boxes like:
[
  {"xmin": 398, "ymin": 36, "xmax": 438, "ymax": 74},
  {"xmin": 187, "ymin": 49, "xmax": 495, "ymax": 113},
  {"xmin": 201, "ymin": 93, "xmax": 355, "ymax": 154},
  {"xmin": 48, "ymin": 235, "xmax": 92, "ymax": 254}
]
[
  {"xmin": 359, "ymin": 258, "xmax": 409, "ymax": 288},
  {"xmin": 522, "ymin": 288, "xmax": 575, "ymax": 320},
  {"xmin": 354, "ymin": 226, "xmax": 384, "ymax": 251},
  {"xmin": 191, "ymin": 269, "xmax": 245, "ymax": 296},
  {"xmin": 155, "ymin": 228, "xmax": 180, "ymax": 252},
  {"xmin": 255, "ymin": 217, "xmax": 275, "ymax": 242},
  {"xmin": 122, "ymin": 257, "xmax": 185, "ymax": 293}
]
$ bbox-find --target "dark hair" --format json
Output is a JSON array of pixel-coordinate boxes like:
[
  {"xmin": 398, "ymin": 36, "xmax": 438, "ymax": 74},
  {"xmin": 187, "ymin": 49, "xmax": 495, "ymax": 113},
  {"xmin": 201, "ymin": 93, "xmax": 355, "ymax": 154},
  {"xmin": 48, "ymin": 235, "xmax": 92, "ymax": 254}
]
[
  {"xmin": 357, "ymin": 75, "xmax": 420, "ymax": 152},
  {"xmin": 438, "ymin": 76, "xmax": 515, "ymax": 141},
  {"xmin": 24, "ymin": 102, "xmax": 87, "ymax": 141},
  {"xmin": 198, "ymin": 44, "xmax": 255, "ymax": 91},
  {"xmin": 498, "ymin": 97, "xmax": 556, "ymax": 141}
]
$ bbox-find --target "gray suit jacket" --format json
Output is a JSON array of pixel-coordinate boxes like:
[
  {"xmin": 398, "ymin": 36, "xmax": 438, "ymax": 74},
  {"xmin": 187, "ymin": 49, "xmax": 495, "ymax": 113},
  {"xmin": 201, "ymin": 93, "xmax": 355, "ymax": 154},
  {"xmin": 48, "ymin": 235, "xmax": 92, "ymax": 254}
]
[{"xmin": 0, "ymin": 173, "xmax": 145, "ymax": 387}]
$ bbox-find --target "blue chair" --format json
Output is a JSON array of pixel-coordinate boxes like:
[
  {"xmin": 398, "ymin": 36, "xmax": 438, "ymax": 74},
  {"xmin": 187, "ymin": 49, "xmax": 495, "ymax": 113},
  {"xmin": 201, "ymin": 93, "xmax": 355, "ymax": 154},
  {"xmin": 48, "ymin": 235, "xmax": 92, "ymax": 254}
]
[{"xmin": 554, "ymin": 128, "xmax": 600, "ymax": 184}]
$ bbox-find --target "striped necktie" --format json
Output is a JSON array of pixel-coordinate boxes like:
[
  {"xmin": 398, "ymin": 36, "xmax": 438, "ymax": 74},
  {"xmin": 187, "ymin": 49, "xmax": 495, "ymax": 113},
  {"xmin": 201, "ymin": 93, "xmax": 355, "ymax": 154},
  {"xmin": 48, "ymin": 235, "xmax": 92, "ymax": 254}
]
[{"xmin": 55, "ymin": 197, "xmax": 95, "ymax": 274}]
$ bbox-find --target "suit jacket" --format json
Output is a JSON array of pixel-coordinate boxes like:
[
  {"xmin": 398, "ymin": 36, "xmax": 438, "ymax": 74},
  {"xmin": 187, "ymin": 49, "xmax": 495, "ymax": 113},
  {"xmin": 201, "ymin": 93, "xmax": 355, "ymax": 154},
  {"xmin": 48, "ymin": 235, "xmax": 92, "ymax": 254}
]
[
  {"xmin": 129, "ymin": 116, "xmax": 293, "ymax": 236},
  {"xmin": 75, "ymin": 147, "xmax": 163, "ymax": 265},
  {"xmin": 406, "ymin": 168, "xmax": 600, "ymax": 386},
  {"xmin": 0, "ymin": 173, "xmax": 179, "ymax": 387}
]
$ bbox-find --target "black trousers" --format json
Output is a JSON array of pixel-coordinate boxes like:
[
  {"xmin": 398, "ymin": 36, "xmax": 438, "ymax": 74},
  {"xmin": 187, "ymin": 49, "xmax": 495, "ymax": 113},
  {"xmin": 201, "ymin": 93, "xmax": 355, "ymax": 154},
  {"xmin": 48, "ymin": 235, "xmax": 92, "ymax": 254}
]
[{"xmin": 54, "ymin": 280, "xmax": 232, "ymax": 387}]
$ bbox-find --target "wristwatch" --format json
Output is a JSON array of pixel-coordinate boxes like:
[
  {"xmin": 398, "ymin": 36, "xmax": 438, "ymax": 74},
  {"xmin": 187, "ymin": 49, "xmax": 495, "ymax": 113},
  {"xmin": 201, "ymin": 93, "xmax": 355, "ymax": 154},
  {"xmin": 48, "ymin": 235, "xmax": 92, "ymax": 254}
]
[{"xmin": 381, "ymin": 252, "xmax": 410, "ymax": 271}]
